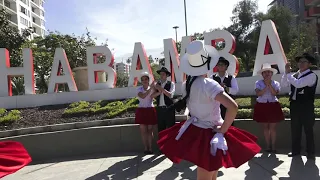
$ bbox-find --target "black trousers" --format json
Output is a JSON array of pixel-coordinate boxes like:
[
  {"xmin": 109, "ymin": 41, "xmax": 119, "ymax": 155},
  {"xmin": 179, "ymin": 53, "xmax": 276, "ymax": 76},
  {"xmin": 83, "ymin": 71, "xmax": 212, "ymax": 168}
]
[
  {"xmin": 220, "ymin": 105, "xmax": 234, "ymax": 126},
  {"xmin": 156, "ymin": 106, "xmax": 176, "ymax": 133},
  {"xmin": 290, "ymin": 101, "xmax": 315, "ymax": 155}
]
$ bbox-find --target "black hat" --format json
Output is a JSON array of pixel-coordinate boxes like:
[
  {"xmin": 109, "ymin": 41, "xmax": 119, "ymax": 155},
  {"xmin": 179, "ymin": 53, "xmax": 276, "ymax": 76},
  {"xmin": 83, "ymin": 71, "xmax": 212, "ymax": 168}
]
[
  {"xmin": 295, "ymin": 53, "xmax": 317, "ymax": 64},
  {"xmin": 217, "ymin": 57, "xmax": 229, "ymax": 67},
  {"xmin": 156, "ymin": 67, "xmax": 171, "ymax": 76}
]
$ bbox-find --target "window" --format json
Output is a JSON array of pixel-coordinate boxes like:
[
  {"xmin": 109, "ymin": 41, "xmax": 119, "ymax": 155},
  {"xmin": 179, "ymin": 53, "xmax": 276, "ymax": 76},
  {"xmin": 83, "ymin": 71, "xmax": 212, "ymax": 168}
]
[
  {"xmin": 32, "ymin": 17, "xmax": 35, "ymax": 23},
  {"xmin": 20, "ymin": 17, "xmax": 28, "ymax": 26},
  {"xmin": 32, "ymin": 7, "xmax": 35, "ymax": 13},
  {"xmin": 20, "ymin": 6, "xmax": 27, "ymax": 15},
  {"xmin": 6, "ymin": 14, "xmax": 12, "ymax": 21},
  {"xmin": 33, "ymin": 27, "xmax": 36, "ymax": 33},
  {"xmin": 4, "ymin": 1, "xmax": 10, "ymax": 8},
  {"xmin": 40, "ymin": 10, "xmax": 44, "ymax": 16},
  {"xmin": 41, "ymin": 19, "xmax": 45, "ymax": 26}
]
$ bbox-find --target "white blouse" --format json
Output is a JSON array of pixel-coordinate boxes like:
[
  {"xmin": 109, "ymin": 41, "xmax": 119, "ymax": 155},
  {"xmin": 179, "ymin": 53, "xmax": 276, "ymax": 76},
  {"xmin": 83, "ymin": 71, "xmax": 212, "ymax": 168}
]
[
  {"xmin": 182, "ymin": 77, "xmax": 224, "ymax": 125},
  {"xmin": 137, "ymin": 86, "xmax": 154, "ymax": 108}
]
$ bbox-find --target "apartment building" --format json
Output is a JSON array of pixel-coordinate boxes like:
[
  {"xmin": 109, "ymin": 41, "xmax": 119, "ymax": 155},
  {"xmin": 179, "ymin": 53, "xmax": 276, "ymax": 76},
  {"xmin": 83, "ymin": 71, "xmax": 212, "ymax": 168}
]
[
  {"xmin": 114, "ymin": 62, "xmax": 131, "ymax": 75},
  {"xmin": 0, "ymin": 0, "xmax": 46, "ymax": 39}
]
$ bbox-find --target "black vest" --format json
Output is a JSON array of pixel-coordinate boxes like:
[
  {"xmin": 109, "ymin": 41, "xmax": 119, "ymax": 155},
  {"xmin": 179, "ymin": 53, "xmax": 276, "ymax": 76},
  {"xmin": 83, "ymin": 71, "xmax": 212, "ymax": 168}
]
[
  {"xmin": 212, "ymin": 74, "xmax": 234, "ymax": 98},
  {"xmin": 155, "ymin": 81, "xmax": 174, "ymax": 106},
  {"xmin": 289, "ymin": 71, "xmax": 318, "ymax": 102}
]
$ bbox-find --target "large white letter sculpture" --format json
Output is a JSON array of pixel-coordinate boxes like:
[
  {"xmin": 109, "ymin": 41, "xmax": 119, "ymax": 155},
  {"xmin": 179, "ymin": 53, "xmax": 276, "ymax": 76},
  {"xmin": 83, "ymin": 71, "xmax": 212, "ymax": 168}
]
[
  {"xmin": 128, "ymin": 42, "xmax": 154, "ymax": 86},
  {"xmin": 252, "ymin": 20, "xmax": 287, "ymax": 76},
  {"xmin": 0, "ymin": 48, "xmax": 35, "ymax": 96},
  {"xmin": 163, "ymin": 36, "xmax": 192, "ymax": 83},
  {"xmin": 87, "ymin": 46, "xmax": 117, "ymax": 90},
  {"xmin": 47, "ymin": 48, "xmax": 78, "ymax": 93},
  {"xmin": 204, "ymin": 30, "xmax": 240, "ymax": 77}
]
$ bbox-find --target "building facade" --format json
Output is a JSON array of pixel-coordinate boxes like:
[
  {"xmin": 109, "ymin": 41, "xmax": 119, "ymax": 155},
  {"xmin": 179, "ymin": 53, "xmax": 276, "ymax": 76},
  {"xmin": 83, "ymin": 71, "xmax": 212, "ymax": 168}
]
[
  {"xmin": 0, "ymin": 0, "xmax": 46, "ymax": 39},
  {"xmin": 269, "ymin": 0, "xmax": 320, "ymax": 52},
  {"xmin": 114, "ymin": 62, "xmax": 131, "ymax": 75}
]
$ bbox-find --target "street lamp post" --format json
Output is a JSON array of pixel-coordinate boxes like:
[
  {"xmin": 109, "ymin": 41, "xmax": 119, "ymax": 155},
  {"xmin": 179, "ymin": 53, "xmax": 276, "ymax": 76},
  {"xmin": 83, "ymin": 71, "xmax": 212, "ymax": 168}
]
[
  {"xmin": 184, "ymin": 0, "xmax": 188, "ymax": 36},
  {"xmin": 173, "ymin": 26, "xmax": 179, "ymax": 42}
]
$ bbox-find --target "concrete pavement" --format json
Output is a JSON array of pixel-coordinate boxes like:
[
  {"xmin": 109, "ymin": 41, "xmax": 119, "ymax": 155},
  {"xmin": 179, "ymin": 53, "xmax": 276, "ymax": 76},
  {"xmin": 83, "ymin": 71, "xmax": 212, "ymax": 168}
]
[{"xmin": 3, "ymin": 153, "xmax": 320, "ymax": 180}]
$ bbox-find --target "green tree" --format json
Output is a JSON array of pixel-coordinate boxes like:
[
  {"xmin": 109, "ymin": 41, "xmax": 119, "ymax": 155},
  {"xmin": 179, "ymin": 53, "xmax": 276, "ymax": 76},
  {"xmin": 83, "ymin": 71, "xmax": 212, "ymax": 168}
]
[
  {"xmin": 116, "ymin": 73, "xmax": 129, "ymax": 88},
  {"xmin": 30, "ymin": 30, "xmax": 108, "ymax": 93},
  {"xmin": 287, "ymin": 23, "xmax": 317, "ymax": 68},
  {"xmin": 0, "ymin": 10, "xmax": 32, "ymax": 67},
  {"xmin": 226, "ymin": 0, "xmax": 258, "ymax": 72},
  {"xmin": 148, "ymin": 55, "xmax": 154, "ymax": 64},
  {"xmin": 0, "ymin": 9, "xmax": 32, "ymax": 95},
  {"xmin": 151, "ymin": 63, "xmax": 160, "ymax": 80}
]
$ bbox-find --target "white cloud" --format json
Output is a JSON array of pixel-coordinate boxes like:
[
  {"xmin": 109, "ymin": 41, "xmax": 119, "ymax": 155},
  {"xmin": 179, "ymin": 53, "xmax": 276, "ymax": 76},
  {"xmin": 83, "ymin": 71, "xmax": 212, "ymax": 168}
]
[{"xmin": 73, "ymin": 0, "xmax": 272, "ymax": 62}]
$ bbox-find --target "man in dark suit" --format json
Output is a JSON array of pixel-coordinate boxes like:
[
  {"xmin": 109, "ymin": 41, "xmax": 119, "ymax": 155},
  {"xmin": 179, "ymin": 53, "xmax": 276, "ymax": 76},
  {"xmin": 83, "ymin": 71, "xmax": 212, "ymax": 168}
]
[
  {"xmin": 153, "ymin": 67, "xmax": 176, "ymax": 133},
  {"xmin": 281, "ymin": 53, "xmax": 318, "ymax": 160},
  {"xmin": 211, "ymin": 57, "xmax": 239, "ymax": 120}
]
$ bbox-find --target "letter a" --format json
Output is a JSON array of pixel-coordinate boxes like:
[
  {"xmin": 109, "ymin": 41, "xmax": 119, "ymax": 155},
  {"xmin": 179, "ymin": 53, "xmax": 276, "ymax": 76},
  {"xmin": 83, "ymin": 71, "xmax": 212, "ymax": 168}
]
[
  {"xmin": 252, "ymin": 20, "xmax": 287, "ymax": 76},
  {"xmin": 128, "ymin": 42, "xmax": 154, "ymax": 86},
  {"xmin": 48, "ymin": 48, "xmax": 78, "ymax": 93}
]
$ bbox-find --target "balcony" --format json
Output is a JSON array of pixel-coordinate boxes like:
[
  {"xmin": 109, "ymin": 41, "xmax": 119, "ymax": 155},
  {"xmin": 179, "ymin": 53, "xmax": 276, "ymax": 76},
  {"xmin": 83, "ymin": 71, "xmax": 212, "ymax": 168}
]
[{"xmin": 305, "ymin": 0, "xmax": 320, "ymax": 7}]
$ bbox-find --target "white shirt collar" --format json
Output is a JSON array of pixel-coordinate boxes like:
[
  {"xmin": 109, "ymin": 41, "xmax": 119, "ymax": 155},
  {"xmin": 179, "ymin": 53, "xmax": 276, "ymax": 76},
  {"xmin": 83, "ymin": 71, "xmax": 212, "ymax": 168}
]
[
  {"xmin": 217, "ymin": 72, "xmax": 228, "ymax": 78},
  {"xmin": 298, "ymin": 69, "xmax": 311, "ymax": 76}
]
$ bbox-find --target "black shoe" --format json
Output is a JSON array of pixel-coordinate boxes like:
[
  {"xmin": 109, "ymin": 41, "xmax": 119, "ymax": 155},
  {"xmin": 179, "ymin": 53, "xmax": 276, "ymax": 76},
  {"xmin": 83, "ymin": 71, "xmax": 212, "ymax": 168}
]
[
  {"xmin": 265, "ymin": 149, "xmax": 272, "ymax": 153},
  {"xmin": 288, "ymin": 152, "xmax": 300, "ymax": 157},
  {"xmin": 307, "ymin": 154, "xmax": 316, "ymax": 160},
  {"xmin": 271, "ymin": 150, "xmax": 277, "ymax": 154},
  {"xmin": 144, "ymin": 150, "xmax": 149, "ymax": 155},
  {"xmin": 148, "ymin": 150, "xmax": 154, "ymax": 154}
]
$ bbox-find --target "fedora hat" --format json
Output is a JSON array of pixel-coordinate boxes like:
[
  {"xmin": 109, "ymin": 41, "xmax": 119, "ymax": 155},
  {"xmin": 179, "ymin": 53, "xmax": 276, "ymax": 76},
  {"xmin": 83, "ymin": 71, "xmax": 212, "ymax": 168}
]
[
  {"xmin": 138, "ymin": 71, "xmax": 152, "ymax": 83},
  {"xmin": 180, "ymin": 40, "xmax": 220, "ymax": 76},
  {"xmin": 257, "ymin": 63, "xmax": 278, "ymax": 75},
  {"xmin": 217, "ymin": 57, "xmax": 230, "ymax": 67},
  {"xmin": 295, "ymin": 53, "xmax": 317, "ymax": 64},
  {"xmin": 156, "ymin": 67, "xmax": 171, "ymax": 76}
]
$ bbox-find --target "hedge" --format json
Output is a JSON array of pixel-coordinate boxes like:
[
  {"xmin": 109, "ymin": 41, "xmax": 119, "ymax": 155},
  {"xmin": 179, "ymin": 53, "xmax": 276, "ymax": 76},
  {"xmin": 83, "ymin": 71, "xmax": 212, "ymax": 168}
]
[
  {"xmin": 0, "ymin": 108, "xmax": 21, "ymax": 124},
  {"xmin": 63, "ymin": 97, "xmax": 320, "ymax": 119}
]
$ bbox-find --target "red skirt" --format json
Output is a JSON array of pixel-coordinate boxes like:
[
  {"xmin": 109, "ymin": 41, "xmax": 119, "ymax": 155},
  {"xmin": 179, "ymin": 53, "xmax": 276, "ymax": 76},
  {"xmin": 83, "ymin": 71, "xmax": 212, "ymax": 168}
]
[
  {"xmin": 0, "ymin": 141, "xmax": 32, "ymax": 178},
  {"xmin": 157, "ymin": 121, "xmax": 261, "ymax": 171},
  {"xmin": 253, "ymin": 102, "xmax": 284, "ymax": 123},
  {"xmin": 135, "ymin": 107, "xmax": 157, "ymax": 125}
]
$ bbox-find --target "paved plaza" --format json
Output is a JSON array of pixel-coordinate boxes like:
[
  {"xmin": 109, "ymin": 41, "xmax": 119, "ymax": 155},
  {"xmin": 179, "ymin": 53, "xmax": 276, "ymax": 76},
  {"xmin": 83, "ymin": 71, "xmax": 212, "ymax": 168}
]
[{"xmin": 3, "ymin": 153, "xmax": 320, "ymax": 180}]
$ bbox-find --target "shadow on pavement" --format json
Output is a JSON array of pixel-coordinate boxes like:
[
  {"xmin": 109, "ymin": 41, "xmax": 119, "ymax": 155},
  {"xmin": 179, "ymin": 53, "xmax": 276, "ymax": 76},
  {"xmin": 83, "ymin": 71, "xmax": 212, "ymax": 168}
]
[
  {"xmin": 155, "ymin": 160, "xmax": 224, "ymax": 180},
  {"xmin": 279, "ymin": 156, "xmax": 320, "ymax": 180},
  {"xmin": 245, "ymin": 153, "xmax": 284, "ymax": 180},
  {"xmin": 85, "ymin": 154, "xmax": 166, "ymax": 180}
]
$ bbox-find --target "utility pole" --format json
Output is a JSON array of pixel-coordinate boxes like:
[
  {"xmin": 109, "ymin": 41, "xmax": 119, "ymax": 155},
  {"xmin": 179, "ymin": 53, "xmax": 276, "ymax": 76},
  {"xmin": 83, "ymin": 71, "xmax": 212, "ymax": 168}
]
[{"xmin": 184, "ymin": 0, "xmax": 188, "ymax": 36}]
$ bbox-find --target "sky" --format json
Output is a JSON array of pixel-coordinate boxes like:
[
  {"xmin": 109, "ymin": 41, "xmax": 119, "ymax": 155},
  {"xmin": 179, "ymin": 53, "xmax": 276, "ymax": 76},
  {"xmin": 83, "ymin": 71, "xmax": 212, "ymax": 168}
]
[{"xmin": 44, "ymin": 0, "xmax": 271, "ymax": 62}]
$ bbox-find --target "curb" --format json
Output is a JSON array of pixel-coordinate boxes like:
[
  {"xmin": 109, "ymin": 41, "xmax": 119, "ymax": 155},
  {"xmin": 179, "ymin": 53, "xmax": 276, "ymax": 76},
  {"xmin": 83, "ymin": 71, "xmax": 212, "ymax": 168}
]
[
  {"xmin": 1, "ymin": 117, "xmax": 319, "ymax": 139},
  {"xmin": 0, "ymin": 115, "xmax": 187, "ymax": 138}
]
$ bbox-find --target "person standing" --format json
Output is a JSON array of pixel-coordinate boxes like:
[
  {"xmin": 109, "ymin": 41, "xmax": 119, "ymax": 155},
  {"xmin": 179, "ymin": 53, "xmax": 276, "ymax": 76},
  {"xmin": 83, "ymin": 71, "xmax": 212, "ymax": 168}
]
[
  {"xmin": 152, "ymin": 67, "xmax": 176, "ymax": 133},
  {"xmin": 281, "ymin": 53, "xmax": 318, "ymax": 160},
  {"xmin": 135, "ymin": 72, "xmax": 158, "ymax": 154},
  {"xmin": 253, "ymin": 63, "xmax": 284, "ymax": 153},
  {"xmin": 211, "ymin": 57, "xmax": 239, "ymax": 120}
]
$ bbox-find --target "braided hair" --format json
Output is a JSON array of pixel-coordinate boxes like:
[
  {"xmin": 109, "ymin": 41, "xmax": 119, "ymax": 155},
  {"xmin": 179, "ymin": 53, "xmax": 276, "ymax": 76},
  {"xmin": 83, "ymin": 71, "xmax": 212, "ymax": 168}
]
[{"xmin": 170, "ymin": 75, "xmax": 198, "ymax": 112}]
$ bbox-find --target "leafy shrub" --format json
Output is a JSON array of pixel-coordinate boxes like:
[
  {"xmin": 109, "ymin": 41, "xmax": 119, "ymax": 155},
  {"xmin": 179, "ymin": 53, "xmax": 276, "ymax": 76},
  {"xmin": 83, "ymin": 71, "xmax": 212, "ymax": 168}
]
[{"xmin": 0, "ymin": 109, "xmax": 21, "ymax": 123}]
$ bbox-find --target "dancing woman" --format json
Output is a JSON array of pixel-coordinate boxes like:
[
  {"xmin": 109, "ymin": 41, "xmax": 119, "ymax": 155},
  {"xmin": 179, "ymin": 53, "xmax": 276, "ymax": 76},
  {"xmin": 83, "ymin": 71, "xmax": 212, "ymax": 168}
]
[
  {"xmin": 0, "ymin": 141, "xmax": 32, "ymax": 178},
  {"xmin": 157, "ymin": 41, "xmax": 261, "ymax": 180},
  {"xmin": 135, "ymin": 72, "xmax": 158, "ymax": 154}
]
